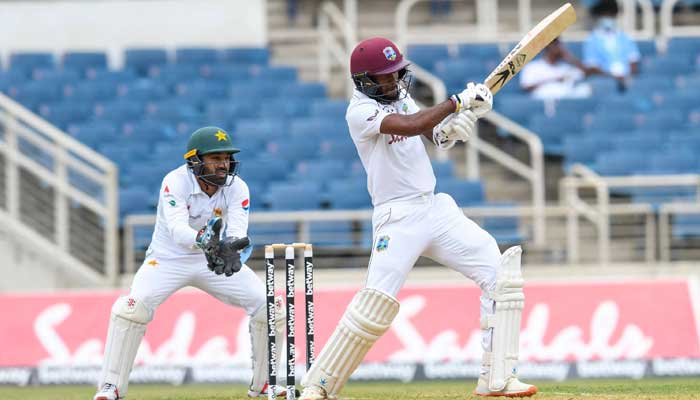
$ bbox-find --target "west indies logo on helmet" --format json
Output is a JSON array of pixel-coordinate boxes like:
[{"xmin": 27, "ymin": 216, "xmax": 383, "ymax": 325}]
[{"xmin": 350, "ymin": 37, "xmax": 412, "ymax": 104}]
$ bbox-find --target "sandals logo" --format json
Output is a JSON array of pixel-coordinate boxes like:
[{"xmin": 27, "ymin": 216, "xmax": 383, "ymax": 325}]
[{"xmin": 382, "ymin": 46, "xmax": 397, "ymax": 61}]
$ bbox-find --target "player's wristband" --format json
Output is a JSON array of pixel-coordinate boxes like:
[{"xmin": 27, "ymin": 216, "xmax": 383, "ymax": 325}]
[{"xmin": 449, "ymin": 95, "xmax": 462, "ymax": 113}]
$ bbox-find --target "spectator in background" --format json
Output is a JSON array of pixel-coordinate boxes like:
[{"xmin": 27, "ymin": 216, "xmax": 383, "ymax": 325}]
[
  {"xmin": 520, "ymin": 38, "xmax": 593, "ymax": 99},
  {"xmin": 583, "ymin": 0, "xmax": 640, "ymax": 88}
]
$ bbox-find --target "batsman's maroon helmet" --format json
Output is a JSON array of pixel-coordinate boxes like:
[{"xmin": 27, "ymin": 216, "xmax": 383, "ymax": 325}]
[{"xmin": 350, "ymin": 37, "xmax": 412, "ymax": 103}]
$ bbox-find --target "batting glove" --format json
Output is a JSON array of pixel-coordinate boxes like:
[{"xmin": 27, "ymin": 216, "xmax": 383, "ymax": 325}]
[{"xmin": 451, "ymin": 82, "xmax": 494, "ymax": 117}]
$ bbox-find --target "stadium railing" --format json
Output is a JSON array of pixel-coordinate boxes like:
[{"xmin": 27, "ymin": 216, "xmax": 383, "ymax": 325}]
[
  {"xmin": 659, "ymin": 202, "xmax": 700, "ymax": 261},
  {"xmin": 660, "ymin": 0, "xmax": 700, "ymax": 46},
  {"xmin": 395, "ymin": 0, "xmax": 655, "ymax": 50},
  {"xmin": 0, "ymin": 92, "xmax": 119, "ymax": 284},
  {"xmin": 562, "ymin": 163, "xmax": 700, "ymax": 265}
]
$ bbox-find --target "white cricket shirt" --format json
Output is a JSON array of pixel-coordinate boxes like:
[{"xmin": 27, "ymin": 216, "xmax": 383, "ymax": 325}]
[
  {"xmin": 147, "ymin": 164, "xmax": 250, "ymax": 259},
  {"xmin": 346, "ymin": 89, "xmax": 436, "ymax": 206}
]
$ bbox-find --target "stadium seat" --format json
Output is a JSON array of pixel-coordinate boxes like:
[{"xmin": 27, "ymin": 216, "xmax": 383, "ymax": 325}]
[
  {"xmin": 32, "ymin": 68, "xmax": 81, "ymax": 85},
  {"xmin": 318, "ymin": 138, "xmax": 356, "ymax": 160},
  {"xmin": 666, "ymin": 37, "xmax": 700, "ymax": 59},
  {"xmin": 230, "ymin": 80, "xmax": 282, "ymax": 100},
  {"xmin": 637, "ymin": 40, "xmax": 657, "ymax": 58},
  {"xmin": 555, "ymin": 97, "xmax": 598, "ymax": 115},
  {"xmin": 310, "ymin": 99, "xmax": 349, "ymax": 117},
  {"xmin": 67, "ymin": 121, "xmax": 119, "ymax": 148},
  {"xmin": 253, "ymin": 66, "xmax": 298, "ymax": 81},
  {"xmin": 290, "ymin": 117, "xmax": 346, "ymax": 139},
  {"xmin": 119, "ymin": 186, "xmax": 154, "ymax": 218},
  {"xmin": 288, "ymin": 159, "xmax": 348, "ymax": 183},
  {"xmin": 236, "ymin": 118, "xmax": 287, "ymax": 140},
  {"xmin": 10, "ymin": 52, "xmax": 55, "ymax": 71},
  {"xmin": 639, "ymin": 110, "xmax": 686, "ymax": 130},
  {"xmin": 65, "ymin": 81, "xmax": 119, "ymax": 102},
  {"xmin": 406, "ymin": 44, "xmax": 450, "ymax": 71},
  {"xmin": 122, "ymin": 120, "xmax": 176, "ymax": 142},
  {"xmin": 62, "ymin": 51, "xmax": 108, "ymax": 71},
  {"xmin": 643, "ymin": 56, "xmax": 694, "ymax": 76},
  {"xmin": 327, "ymin": 178, "xmax": 371, "ymax": 210},
  {"xmin": 39, "ymin": 102, "xmax": 93, "ymax": 129},
  {"xmin": 280, "ymin": 82, "xmax": 326, "ymax": 99},
  {"xmin": 309, "ymin": 221, "xmax": 355, "ymax": 247},
  {"xmin": 265, "ymin": 182, "xmax": 322, "ymax": 210},
  {"xmin": 435, "ymin": 178, "xmax": 484, "ymax": 206},
  {"xmin": 457, "ymin": 43, "xmax": 501, "ymax": 63},
  {"xmin": 239, "ymin": 156, "xmax": 289, "ymax": 184},
  {"xmin": 206, "ymin": 100, "xmax": 260, "ymax": 127},
  {"xmin": 94, "ymin": 100, "xmax": 146, "ymax": 123},
  {"xmin": 259, "ymin": 99, "xmax": 311, "ymax": 118},
  {"xmin": 200, "ymin": 63, "xmax": 252, "ymax": 81},
  {"xmin": 149, "ymin": 64, "xmax": 201, "ymax": 86},
  {"xmin": 584, "ymin": 112, "xmax": 638, "ymax": 132},
  {"xmin": 587, "ymin": 77, "xmax": 619, "ymax": 95},
  {"xmin": 648, "ymin": 151, "xmax": 697, "ymax": 174},
  {"xmin": 434, "ymin": 59, "xmax": 489, "ymax": 92},
  {"xmin": 175, "ymin": 47, "xmax": 220, "ymax": 65},
  {"xmin": 497, "ymin": 96, "xmax": 545, "ymax": 126},
  {"xmin": 125, "ymin": 48, "xmax": 168, "ymax": 74},
  {"xmin": 222, "ymin": 47, "xmax": 269, "ymax": 65},
  {"xmin": 593, "ymin": 151, "xmax": 647, "ymax": 175},
  {"xmin": 9, "ymin": 81, "xmax": 64, "ymax": 110},
  {"xmin": 145, "ymin": 100, "xmax": 201, "ymax": 121},
  {"xmin": 248, "ymin": 222, "xmax": 297, "ymax": 245},
  {"xmin": 595, "ymin": 94, "xmax": 653, "ymax": 113},
  {"xmin": 431, "ymin": 159, "xmax": 455, "ymax": 178},
  {"xmin": 85, "ymin": 68, "xmax": 138, "ymax": 82},
  {"xmin": 117, "ymin": 79, "xmax": 169, "ymax": 101},
  {"xmin": 265, "ymin": 138, "xmax": 320, "ymax": 162},
  {"xmin": 175, "ymin": 80, "xmax": 228, "ymax": 107},
  {"xmin": 563, "ymin": 134, "xmax": 614, "ymax": 171}
]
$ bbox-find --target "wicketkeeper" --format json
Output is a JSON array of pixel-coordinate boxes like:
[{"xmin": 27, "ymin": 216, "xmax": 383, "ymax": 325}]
[{"xmin": 93, "ymin": 126, "xmax": 286, "ymax": 400}]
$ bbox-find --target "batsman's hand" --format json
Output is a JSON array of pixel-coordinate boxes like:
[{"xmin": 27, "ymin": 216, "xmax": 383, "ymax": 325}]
[
  {"xmin": 433, "ymin": 109, "xmax": 478, "ymax": 149},
  {"xmin": 451, "ymin": 82, "xmax": 493, "ymax": 117},
  {"xmin": 212, "ymin": 236, "xmax": 250, "ymax": 277}
]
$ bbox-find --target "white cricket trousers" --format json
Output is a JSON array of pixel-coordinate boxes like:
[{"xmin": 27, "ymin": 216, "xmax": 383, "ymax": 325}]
[
  {"xmin": 129, "ymin": 253, "xmax": 266, "ymax": 317},
  {"xmin": 366, "ymin": 192, "xmax": 502, "ymax": 351}
]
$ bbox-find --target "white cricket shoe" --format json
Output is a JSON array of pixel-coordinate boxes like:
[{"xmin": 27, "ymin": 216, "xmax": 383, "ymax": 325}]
[
  {"xmin": 248, "ymin": 383, "xmax": 288, "ymax": 398},
  {"xmin": 474, "ymin": 376, "xmax": 537, "ymax": 397},
  {"xmin": 93, "ymin": 383, "xmax": 120, "ymax": 400},
  {"xmin": 299, "ymin": 385, "xmax": 335, "ymax": 400}
]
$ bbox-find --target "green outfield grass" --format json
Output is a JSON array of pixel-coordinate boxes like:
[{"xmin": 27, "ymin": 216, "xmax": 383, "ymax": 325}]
[{"xmin": 1, "ymin": 378, "xmax": 699, "ymax": 400}]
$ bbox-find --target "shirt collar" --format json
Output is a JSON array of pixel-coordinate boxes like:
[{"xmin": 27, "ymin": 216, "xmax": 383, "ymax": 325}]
[{"xmin": 187, "ymin": 168, "xmax": 205, "ymax": 195}]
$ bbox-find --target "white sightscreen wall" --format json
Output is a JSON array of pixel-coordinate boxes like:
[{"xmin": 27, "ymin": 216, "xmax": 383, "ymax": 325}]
[{"xmin": 0, "ymin": 0, "xmax": 267, "ymax": 68}]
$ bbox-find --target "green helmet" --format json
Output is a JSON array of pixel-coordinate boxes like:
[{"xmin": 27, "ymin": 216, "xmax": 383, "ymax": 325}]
[{"xmin": 184, "ymin": 126, "xmax": 240, "ymax": 186}]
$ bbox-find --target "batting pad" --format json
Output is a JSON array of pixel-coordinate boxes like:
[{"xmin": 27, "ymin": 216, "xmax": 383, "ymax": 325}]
[
  {"xmin": 483, "ymin": 246, "xmax": 525, "ymax": 392},
  {"xmin": 99, "ymin": 296, "xmax": 152, "ymax": 397},
  {"xmin": 301, "ymin": 288, "xmax": 399, "ymax": 396},
  {"xmin": 249, "ymin": 296, "xmax": 286, "ymax": 393}
]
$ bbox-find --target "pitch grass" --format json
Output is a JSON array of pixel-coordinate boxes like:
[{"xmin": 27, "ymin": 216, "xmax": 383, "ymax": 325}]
[{"xmin": 1, "ymin": 379, "xmax": 700, "ymax": 400}]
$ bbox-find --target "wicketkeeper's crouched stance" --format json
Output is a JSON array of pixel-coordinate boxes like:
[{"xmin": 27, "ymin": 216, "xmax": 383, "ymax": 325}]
[
  {"xmin": 94, "ymin": 127, "xmax": 287, "ymax": 400},
  {"xmin": 300, "ymin": 38, "xmax": 536, "ymax": 399}
]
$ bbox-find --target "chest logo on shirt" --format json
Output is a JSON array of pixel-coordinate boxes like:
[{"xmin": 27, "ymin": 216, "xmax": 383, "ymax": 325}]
[
  {"xmin": 168, "ymin": 200, "xmax": 176, "ymax": 207},
  {"xmin": 366, "ymin": 109, "xmax": 379, "ymax": 122},
  {"xmin": 242, "ymin": 199, "xmax": 250, "ymax": 211},
  {"xmin": 388, "ymin": 135, "xmax": 408, "ymax": 145},
  {"xmin": 376, "ymin": 235, "xmax": 390, "ymax": 252},
  {"xmin": 213, "ymin": 207, "xmax": 223, "ymax": 217}
]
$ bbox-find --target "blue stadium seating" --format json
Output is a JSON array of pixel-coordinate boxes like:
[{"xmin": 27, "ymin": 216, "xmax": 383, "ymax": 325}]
[
  {"xmin": 32, "ymin": 68, "xmax": 81, "ymax": 85},
  {"xmin": 62, "ymin": 52, "xmax": 108, "ymax": 71},
  {"xmin": 254, "ymin": 66, "xmax": 298, "ymax": 81},
  {"xmin": 118, "ymin": 79, "xmax": 169, "ymax": 101},
  {"xmin": 94, "ymin": 100, "xmax": 145, "ymax": 123},
  {"xmin": 593, "ymin": 151, "xmax": 647, "ymax": 175},
  {"xmin": 119, "ymin": 186, "xmax": 154, "ymax": 218},
  {"xmin": 175, "ymin": 48, "xmax": 220, "ymax": 65},
  {"xmin": 435, "ymin": 178, "xmax": 484, "ymax": 206},
  {"xmin": 431, "ymin": 159, "xmax": 455, "ymax": 178},
  {"xmin": 201, "ymin": 64, "xmax": 252, "ymax": 81},
  {"xmin": 555, "ymin": 97, "xmax": 598, "ymax": 115},
  {"xmin": 457, "ymin": 44, "xmax": 501, "ymax": 63},
  {"xmin": 497, "ymin": 96, "xmax": 545, "ymax": 126},
  {"xmin": 407, "ymin": 44, "xmax": 450, "ymax": 71},
  {"xmin": 222, "ymin": 48, "xmax": 269, "ymax": 65},
  {"xmin": 86, "ymin": 68, "xmax": 137, "ymax": 82},
  {"xmin": 10, "ymin": 52, "xmax": 55, "ymax": 71},
  {"xmin": 309, "ymin": 221, "xmax": 355, "ymax": 247},
  {"xmin": 643, "ymin": 56, "xmax": 695, "ymax": 76},
  {"xmin": 65, "ymin": 80, "xmax": 119, "ymax": 102},
  {"xmin": 125, "ymin": 49, "xmax": 168, "ymax": 74},
  {"xmin": 327, "ymin": 178, "xmax": 371, "ymax": 210},
  {"xmin": 311, "ymin": 99, "xmax": 348, "ymax": 117},
  {"xmin": 39, "ymin": 102, "xmax": 93, "ymax": 129},
  {"xmin": 288, "ymin": 159, "xmax": 348, "ymax": 183},
  {"xmin": 265, "ymin": 182, "xmax": 322, "ymax": 210}
]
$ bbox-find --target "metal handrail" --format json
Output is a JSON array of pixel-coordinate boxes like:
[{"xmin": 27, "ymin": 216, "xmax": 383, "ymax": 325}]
[
  {"xmin": 0, "ymin": 93, "xmax": 119, "ymax": 284},
  {"xmin": 123, "ymin": 203, "xmax": 555, "ymax": 275},
  {"xmin": 660, "ymin": 0, "xmax": 700, "ymax": 47},
  {"xmin": 318, "ymin": 1, "xmax": 356, "ymax": 97},
  {"xmin": 659, "ymin": 202, "xmax": 700, "ymax": 262},
  {"xmin": 563, "ymin": 164, "xmax": 700, "ymax": 264}
]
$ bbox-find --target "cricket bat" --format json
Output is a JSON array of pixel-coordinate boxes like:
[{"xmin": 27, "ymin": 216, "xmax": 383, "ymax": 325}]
[{"xmin": 485, "ymin": 3, "xmax": 577, "ymax": 95}]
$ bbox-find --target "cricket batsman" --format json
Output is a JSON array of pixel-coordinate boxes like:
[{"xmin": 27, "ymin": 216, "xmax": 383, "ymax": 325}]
[
  {"xmin": 93, "ymin": 127, "xmax": 286, "ymax": 400},
  {"xmin": 299, "ymin": 38, "xmax": 536, "ymax": 398}
]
